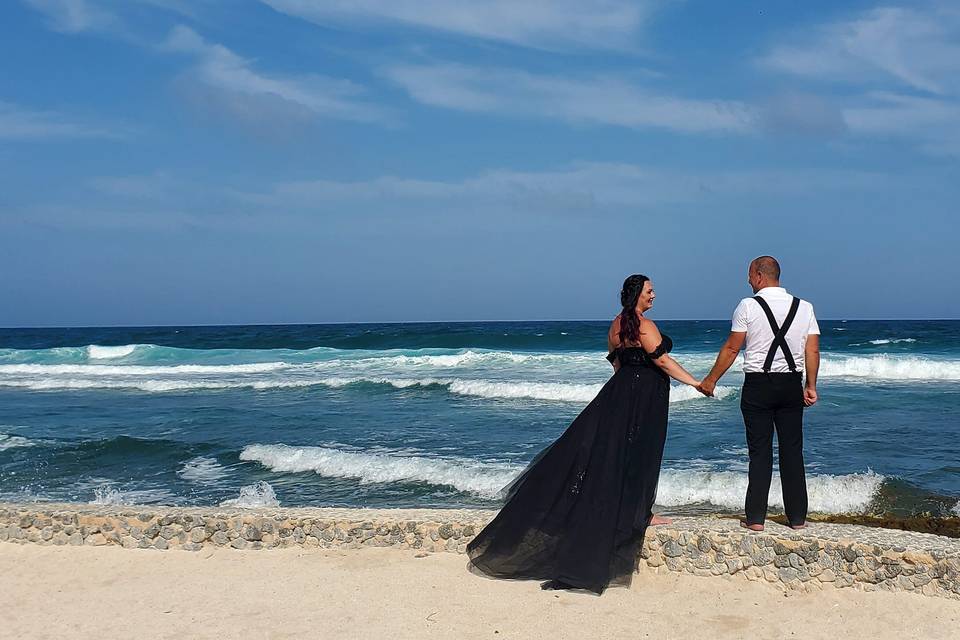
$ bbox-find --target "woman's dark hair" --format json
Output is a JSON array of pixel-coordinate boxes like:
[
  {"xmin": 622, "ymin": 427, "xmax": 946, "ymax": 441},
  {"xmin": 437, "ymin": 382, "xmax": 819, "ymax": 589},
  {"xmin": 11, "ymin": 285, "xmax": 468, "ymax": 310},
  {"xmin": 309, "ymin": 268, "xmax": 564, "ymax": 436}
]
[{"xmin": 619, "ymin": 274, "xmax": 649, "ymax": 345}]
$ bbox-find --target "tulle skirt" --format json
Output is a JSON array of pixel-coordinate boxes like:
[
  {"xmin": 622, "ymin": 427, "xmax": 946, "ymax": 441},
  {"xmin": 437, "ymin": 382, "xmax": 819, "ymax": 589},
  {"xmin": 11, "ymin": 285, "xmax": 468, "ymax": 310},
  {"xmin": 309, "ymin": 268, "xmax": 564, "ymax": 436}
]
[{"xmin": 466, "ymin": 363, "xmax": 670, "ymax": 594}]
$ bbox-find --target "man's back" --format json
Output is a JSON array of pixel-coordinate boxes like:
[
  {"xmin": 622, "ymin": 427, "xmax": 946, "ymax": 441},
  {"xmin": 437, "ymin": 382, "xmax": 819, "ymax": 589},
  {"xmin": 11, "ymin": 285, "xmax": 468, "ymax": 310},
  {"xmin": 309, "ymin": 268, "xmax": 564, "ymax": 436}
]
[{"xmin": 732, "ymin": 286, "xmax": 819, "ymax": 374}]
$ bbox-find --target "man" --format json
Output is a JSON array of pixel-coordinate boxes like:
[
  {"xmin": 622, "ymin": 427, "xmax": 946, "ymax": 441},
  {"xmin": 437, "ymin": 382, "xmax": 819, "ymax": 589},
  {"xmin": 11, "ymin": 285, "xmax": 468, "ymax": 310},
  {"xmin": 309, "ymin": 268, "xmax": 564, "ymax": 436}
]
[{"xmin": 698, "ymin": 256, "xmax": 820, "ymax": 531}]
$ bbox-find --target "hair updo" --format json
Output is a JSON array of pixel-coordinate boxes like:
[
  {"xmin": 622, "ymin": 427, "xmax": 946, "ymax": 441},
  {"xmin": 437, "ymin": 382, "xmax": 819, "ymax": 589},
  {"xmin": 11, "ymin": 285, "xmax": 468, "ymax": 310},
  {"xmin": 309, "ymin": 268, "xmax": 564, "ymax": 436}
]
[{"xmin": 619, "ymin": 274, "xmax": 649, "ymax": 345}]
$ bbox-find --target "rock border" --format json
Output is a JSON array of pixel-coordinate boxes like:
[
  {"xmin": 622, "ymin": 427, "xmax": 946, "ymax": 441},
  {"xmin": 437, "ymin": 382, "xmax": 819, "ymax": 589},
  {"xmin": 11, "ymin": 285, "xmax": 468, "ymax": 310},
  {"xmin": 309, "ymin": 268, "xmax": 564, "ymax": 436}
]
[{"xmin": 2, "ymin": 503, "xmax": 958, "ymax": 599}]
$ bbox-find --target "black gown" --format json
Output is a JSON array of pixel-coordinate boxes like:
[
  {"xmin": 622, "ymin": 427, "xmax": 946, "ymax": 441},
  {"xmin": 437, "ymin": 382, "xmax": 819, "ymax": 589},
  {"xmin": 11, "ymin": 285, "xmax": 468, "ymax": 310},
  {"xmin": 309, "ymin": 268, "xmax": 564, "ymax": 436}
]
[{"xmin": 467, "ymin": 336, "xmax": 673, "ymax": 594}]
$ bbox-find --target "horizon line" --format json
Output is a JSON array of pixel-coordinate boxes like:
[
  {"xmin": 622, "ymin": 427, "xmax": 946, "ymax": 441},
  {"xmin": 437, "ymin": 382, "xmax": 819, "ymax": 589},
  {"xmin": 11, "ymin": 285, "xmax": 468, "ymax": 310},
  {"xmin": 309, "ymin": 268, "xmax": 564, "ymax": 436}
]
[{"xmin": 2, "ymin": 317, "xmax": 959, "ymax": 330}]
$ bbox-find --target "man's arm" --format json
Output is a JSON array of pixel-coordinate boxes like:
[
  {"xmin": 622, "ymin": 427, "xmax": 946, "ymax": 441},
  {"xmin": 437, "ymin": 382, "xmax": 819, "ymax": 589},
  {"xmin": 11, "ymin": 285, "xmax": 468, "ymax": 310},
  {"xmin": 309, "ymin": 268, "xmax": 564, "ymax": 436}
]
[
  {"xmin": 804, "ymin": 334, "xmax": 820, "ymax": 406},
  {"xmin": 698, "ymin": 332, "xmax": 746, "ymax": 396}
]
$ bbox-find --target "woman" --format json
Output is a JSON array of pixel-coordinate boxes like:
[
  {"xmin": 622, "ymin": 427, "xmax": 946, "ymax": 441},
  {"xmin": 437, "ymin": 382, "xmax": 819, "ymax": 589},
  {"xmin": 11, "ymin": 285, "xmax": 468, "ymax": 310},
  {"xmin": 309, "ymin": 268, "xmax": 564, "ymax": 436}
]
[{"xmin": 466, "ymin": 274, "xmax": 704, "ymax": 594}]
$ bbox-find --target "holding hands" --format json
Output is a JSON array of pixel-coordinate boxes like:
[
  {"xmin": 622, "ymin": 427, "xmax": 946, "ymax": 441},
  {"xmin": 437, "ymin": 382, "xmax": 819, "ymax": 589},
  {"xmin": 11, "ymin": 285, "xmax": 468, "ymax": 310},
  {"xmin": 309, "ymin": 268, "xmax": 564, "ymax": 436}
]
[{"xmin": 696, "ymin": 378, "xmax": 716, "ymax": 398}]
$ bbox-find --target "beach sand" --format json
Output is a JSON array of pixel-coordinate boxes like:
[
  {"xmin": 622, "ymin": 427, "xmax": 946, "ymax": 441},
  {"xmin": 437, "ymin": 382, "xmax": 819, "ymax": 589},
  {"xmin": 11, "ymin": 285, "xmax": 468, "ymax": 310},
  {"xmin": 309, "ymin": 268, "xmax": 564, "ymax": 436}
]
[{"xmin": 3, "ymin": 544, "xmax": 958, "ymax": 639}]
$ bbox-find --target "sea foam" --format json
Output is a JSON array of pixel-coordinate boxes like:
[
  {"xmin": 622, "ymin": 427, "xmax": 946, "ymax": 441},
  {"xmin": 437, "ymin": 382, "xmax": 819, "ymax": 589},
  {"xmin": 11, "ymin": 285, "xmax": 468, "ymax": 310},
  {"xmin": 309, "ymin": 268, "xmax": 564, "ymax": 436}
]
[
  {"xmin": 219, "ymin": 481, "xmax": 280, "ymax": 508},
  {"xmin": 0, "ymin": 434, "xmax": 37, "ymax": 451},
  {"xmin": 240, "ymin": 443, "xmax": 884, "ymax": 513},
  {"xmin": 90, "ymin": 485, "xmax": 177, "ymax": 506},
  {"xmin": 821, "ymin": 355, "xmax": 960, "ymax": 380},
  {"xmin": 0, "ymin": 373, "xmax": 735, "ymax": 402},
  {"xmin": 655, "ymin": 469, "xmax": 884, "ymax": 514},
  {"xmin": 0, "ymin": 362, "xmax": 286, "ymax": 376},
  {"xmin": 4, "ymin": 346, "xmax": 960, "ymax": 398},
  {"xmin": 445, "ymin": 379, "xmax": 735, "ymax": 404},
  {"xmin": 87, "ymin": 344, "xmax": 138, "ymax": 360},
  {"xmin": 240, "ymin": 444, "xmax": 520, "ymax": 498},
  {"xmin": 178, "ymin": 456, "xmax": 230, "ymax": 484}
]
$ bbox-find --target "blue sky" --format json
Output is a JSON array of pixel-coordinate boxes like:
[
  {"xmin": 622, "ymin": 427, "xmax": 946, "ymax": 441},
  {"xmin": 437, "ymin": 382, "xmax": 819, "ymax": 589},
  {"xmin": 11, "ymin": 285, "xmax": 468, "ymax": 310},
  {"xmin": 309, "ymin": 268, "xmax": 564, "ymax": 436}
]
[{"xmin": 1, "ymin": 0, "xmax": 958, "ymax": 326}]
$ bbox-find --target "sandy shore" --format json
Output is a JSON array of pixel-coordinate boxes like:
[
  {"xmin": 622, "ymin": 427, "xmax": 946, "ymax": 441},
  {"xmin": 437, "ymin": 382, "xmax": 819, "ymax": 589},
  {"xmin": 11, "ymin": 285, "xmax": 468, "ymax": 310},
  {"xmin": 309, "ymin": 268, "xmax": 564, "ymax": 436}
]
[{"xmin": 3, "ymin": 544, "xmax": 958, "ymax": 640}]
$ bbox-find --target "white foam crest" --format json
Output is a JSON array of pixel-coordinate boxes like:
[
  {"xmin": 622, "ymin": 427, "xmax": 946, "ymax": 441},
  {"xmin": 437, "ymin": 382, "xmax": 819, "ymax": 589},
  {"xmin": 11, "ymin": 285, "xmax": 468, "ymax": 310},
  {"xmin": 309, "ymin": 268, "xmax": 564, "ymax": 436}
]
[
  {"xmin": 0, "ymin": 378, "xmax": 314, "ymax": 392},
  {"xmin": 668, "ymin": 385, "xmax": 737, "ymax": 403},
  {"xmin": 655, "ymin": 469, "xmax": 884, "ymax": 513},
  {"xmin": 821, "ymin": 355, "xmax": 960, "ymax": 380},
  {"xmin": 0, "ymin": 374, "xmax": 739, "ymax": 402},
  {"xmin": 448, "ymin": 380, "xmax": 600, "ymax": 403},
  {"xmin": 0, "ymin": 434, "xmax": 37, "ymax": 451},
  {"xmin": 87, "ymin": 344, "xmax": 138, "ymax": 359},
  {"xmin": 0, "ymin": 375, "xmax": 736, "ymax": 402},
  {"xmin": 0, "ymin": 362, "xmax": 287, "ymax": 376},
  {"xmin": 952, "ymin": 501, "xmax": 960, "ymax": 517},
  {"xmin": 240, "ymin": 444, "xmax": 520, "ymax": 498},
  {"xmin": 178, "ymin": 456, "xmax": 230, "ymax": 484},
  {"xmin": 91, "ymin": 487, "xmax": 128, "ymax": 505},
  {"xmin": 351, "ymin": 350, "xmax": 600, "ymax": 368},
  {"xmin": 320, "ymin": 377, "xmax": 734, "ymax": 404},
  {"xmin": 240, "ymin": 444, "xmax": 884, "ymax": 511},
  {"xmin": 220, "ymin": 481, "xmax": 280, "ymax": 508},
  {"xmin": 318, "ymin": 376, "xmax": 444, "ymax": 389},
  {"xmin": 868, "ymin": 338, "xmax": 917, "ymax": 345},
  {"xmin": 448, "ymin": 380, "xmax": 735, "ymax": 404}
]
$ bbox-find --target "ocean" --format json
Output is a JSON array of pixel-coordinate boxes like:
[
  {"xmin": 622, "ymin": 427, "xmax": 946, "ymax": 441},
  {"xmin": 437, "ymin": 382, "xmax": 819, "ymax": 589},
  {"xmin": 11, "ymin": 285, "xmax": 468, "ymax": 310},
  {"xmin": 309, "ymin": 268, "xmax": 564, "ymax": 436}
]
[{"xmin": 0, "ymin": 320, "xmax": 958, "ymax": 517}]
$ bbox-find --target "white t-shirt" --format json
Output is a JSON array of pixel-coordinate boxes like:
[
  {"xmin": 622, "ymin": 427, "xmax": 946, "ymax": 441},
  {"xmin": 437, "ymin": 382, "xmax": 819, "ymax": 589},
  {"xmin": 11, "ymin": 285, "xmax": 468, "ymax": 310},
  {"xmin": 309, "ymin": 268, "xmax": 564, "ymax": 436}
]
[{"xmin": 731, "ymin": 287, "xmax": 820, "ymax": 374}]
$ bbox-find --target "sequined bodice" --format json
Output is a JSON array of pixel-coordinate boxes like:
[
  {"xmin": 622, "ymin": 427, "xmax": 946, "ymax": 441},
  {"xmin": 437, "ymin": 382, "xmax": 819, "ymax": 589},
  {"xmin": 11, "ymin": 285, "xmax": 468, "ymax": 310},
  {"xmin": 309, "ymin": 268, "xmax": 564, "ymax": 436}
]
[{"xmin": 607, "ymin": 334, "xmax": 673, "ymax": 368}]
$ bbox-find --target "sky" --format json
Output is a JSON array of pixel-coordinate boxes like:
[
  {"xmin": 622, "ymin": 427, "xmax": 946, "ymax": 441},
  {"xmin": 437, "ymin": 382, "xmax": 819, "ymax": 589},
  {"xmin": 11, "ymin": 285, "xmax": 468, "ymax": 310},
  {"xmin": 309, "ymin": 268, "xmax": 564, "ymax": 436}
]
[{"xmin": 1, "ymin": 0, "xmax": 958, "ymax": 326}]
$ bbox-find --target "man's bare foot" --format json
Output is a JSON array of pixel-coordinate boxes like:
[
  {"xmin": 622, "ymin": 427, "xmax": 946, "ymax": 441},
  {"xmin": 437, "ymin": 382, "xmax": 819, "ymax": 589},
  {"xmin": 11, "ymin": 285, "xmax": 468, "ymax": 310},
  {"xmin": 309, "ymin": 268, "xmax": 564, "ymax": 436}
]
[
  {"xmin": 649, "ymin": 515, "xmax": 672, "ymax": 526},
  {"xmin": 788, "ymin": 522, "xmax": 808, "ymax": 530},
  {"xmin": 739, "ymin": 520, "xmax": 764, "ymax": 531}
]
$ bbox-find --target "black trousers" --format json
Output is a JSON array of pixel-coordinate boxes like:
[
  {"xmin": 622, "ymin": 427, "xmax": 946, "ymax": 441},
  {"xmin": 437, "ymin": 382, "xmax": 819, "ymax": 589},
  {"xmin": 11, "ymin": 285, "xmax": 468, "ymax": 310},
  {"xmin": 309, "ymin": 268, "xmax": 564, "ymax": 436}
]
[{"xmin": 740, "ymin": 372, "xmax": 807, "ymax": 526}]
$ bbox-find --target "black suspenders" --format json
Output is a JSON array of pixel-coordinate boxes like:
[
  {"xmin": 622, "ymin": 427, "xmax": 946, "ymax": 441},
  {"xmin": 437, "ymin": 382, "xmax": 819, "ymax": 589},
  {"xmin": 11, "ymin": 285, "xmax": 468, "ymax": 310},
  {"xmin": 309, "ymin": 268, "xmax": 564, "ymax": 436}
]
[{"xmin": 753, "ymin": 296, "xmax": 801, "ymax": 373}]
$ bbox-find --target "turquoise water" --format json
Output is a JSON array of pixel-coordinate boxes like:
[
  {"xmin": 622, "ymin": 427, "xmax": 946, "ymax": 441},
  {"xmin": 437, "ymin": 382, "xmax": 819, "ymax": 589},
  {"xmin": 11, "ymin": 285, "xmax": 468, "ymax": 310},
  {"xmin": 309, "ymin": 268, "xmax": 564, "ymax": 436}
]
[{"xmin": 0, "ymin": 321, "xmax": 958, "ymax": 516}]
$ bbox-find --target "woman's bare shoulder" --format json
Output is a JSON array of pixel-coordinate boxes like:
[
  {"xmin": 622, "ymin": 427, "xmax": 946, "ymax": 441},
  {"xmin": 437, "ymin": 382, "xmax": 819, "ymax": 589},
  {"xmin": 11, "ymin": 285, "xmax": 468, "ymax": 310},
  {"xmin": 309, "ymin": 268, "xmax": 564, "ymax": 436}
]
[
  {"xmin": 608, "ymin": 315, "xmax": 624, "ymax": 349},
  {"xmin": 639, "ymin": 317, "xmax": 660, "ymax": 334},
  {"xmin": 608, "ymin": 314, "xmax": 622, "ymax": 333}
]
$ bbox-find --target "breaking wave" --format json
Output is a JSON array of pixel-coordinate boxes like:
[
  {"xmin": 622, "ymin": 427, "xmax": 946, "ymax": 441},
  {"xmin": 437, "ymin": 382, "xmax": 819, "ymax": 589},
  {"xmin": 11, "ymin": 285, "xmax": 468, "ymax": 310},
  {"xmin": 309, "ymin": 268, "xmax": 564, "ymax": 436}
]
[
  {"xmin": 820, "ymin": 355, "xmax": 960, "ymax": 380},
  {"xmin": 240, "ymin": 444, "xmax": 520, "ymax": 498},
  {"xmin": 87, "ymin": 344, "xmax": 138, "ymax": 360},
  {"xmin": 220, "ymin": 481, "xmax": 280, "ymax": 508},
  {"xmin": 240, "ymin": 443, "xmax": 884, "ymax": 512},
  {"xmin": 656, "ymin": 468, "xmax": 885, "ymax": 514},
  {"xmin": 178, "ymin": 456, "xmax": 230, "ymax": 484}
]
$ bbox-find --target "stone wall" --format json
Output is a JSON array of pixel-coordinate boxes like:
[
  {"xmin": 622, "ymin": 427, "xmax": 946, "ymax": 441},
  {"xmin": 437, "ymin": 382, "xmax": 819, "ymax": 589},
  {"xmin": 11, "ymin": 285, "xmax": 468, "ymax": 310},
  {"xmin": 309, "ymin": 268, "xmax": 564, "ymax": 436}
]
[{"xmin": 2, "ymin": 503, "xmax": 958, "ymax": 599}]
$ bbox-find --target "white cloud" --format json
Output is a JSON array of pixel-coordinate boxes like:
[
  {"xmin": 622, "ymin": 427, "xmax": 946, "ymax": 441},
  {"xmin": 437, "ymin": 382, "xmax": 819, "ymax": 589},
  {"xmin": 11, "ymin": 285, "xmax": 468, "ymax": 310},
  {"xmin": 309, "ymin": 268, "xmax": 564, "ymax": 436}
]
[
  {"xmin": 0, "ymin": 101, "xmax": 120, "ymax": 140},
  {"xmin": 761, "ymin": 5, "xmax": 960, "ymax": 95},
  {"xmin": 22, "ymin": 0, "xmax": 116, "ymax": 33},
  {"xmin": 23, "ymin": 0, "xmax": 211, "ymax": 33},
  {"xmin": 759, "ymin": 4, "xmax": 960, "ymax": 156},
  {"xmin": 163, "ymin": 25, "xmax": 390, "ymax": 125},
  {"xmin": 259, "ymin": 0, "xmax": 655, "ymax": 50},
  {"xmin": 6, "ymin": 163, "xmax": 919, "ymax": 233},
  {"xmin": 844, "ymin": 92, "xmax": 960, "ymax": 156},
  {"xmin": 383, "ymin": 63, "xmax": 756, "ymax": 134},
  {"xmin": 242, "ymin": 163, "xmax": 891, "ymax": 212}
]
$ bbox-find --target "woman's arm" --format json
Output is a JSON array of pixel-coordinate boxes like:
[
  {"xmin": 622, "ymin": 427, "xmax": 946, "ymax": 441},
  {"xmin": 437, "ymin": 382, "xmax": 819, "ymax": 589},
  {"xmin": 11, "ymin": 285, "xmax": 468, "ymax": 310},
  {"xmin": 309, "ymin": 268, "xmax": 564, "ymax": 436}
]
[{"xmin": 639, "ymin": 319, "xmax": 699, "ymax": 386}]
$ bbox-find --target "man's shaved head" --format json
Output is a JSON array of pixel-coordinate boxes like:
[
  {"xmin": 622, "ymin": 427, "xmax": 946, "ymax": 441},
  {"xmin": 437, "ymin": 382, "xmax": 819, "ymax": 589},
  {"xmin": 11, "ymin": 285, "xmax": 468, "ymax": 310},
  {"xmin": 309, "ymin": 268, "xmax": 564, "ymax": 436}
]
[{"xmin": 750, "ymin": 256, "xmax": 781, "ymax": 282}]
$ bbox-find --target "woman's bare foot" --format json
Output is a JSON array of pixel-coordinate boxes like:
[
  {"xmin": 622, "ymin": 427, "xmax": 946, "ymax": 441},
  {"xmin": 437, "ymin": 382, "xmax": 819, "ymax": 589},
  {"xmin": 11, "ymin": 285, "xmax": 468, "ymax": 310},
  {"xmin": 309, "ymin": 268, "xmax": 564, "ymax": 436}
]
[
  {"xmin": 540, "ymin": 580, "xmax": 574, "ymax": 591},
  {"xmin": 739, "ymin": 520, "xmax": 764, "ymax": 531},
  {"xmin": 649, "ymin": 515, "xmax": 672, "ymax": 526},
  {"xmin": 789, "ymin": 522, "xmax": 808, "ymax": 530}
]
